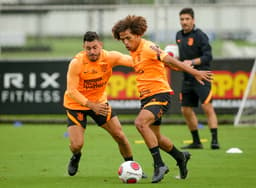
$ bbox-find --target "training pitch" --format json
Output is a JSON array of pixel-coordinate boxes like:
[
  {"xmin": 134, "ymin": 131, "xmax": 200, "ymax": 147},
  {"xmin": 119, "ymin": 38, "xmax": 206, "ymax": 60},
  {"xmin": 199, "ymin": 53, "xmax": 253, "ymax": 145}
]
[{"xmin": 0, "ymin": 124, "xmax": 255, "ymax": 188}]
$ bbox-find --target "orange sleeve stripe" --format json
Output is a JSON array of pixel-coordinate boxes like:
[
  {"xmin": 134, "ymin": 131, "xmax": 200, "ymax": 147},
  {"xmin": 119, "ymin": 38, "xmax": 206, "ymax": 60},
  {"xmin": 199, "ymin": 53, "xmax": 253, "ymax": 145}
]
[
  {"xmin": 67, "ymin": 111, "xmax": 83, "ymax": 127},
  {"xmin": 106, "ymin": 107, "xmax": 112, "ymax": 122},
  {"xmin": 203, "ymin": 90, "xmax": 213, "ymax": 104},
  {"xmin": 143, "ymin": 101, "xmax": 168, "ymax": 108}
]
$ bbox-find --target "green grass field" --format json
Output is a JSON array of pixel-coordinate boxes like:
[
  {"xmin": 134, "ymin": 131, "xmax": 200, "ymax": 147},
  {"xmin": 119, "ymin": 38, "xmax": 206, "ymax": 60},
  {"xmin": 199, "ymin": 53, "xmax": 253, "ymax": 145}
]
[
  {"xmin": 0, "ymin": 124, "xmax": 255, "ymax": 188},
  {"xmin": 0, "ymin": 36, "xmax": 229, "ymax": 59}
]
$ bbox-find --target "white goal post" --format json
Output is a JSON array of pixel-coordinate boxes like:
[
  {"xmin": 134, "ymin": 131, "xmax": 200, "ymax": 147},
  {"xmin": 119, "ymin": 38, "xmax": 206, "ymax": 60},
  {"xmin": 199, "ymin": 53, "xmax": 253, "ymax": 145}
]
[{"xmin": 234, "ymin": 58, "xmax": 256, "ymax": 126}]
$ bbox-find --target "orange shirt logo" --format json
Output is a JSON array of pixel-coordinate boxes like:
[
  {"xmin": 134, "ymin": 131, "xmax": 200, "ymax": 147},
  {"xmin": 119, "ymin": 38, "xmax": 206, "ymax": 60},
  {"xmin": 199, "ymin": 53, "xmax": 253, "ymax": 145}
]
[
  {"xmin": 188, "ymin": 37, "xmax": 194, "ymax": 46},
  {"xmin": 77, "ymin": 112, "xmax": 84, "ymax": 121},
  {"xmin": 157, "ymin": 109, "xmax": 163, "ymax": 119}
]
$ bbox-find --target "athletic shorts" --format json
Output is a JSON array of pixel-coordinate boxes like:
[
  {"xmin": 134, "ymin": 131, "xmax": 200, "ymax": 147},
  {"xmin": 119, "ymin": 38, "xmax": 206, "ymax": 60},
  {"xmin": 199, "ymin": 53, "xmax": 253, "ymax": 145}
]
[
  {"xmin": 141, "ymin": 92, "xmax": 171, "ymax": 126},
  {"xmin": 66, "ymin": 106, "xmax": 116, "ymax": 128},
  {"xmin": 180, "ymin": 80, "xmax": 212, "ymax": 107}
]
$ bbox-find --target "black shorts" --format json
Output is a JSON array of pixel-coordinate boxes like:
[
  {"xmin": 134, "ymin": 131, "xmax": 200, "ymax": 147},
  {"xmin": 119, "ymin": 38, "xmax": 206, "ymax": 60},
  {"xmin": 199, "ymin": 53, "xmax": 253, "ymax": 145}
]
[
  {"xmin": 141, "ymin": 92, "xmax": 171, "ymax": 126},
  {"xmin": 66, "ymin": 107, "xmax": 116, "ymax": 128},
  {"xmin": 181, "ymin": 80, "xmax": 212, "ymax": 107}
]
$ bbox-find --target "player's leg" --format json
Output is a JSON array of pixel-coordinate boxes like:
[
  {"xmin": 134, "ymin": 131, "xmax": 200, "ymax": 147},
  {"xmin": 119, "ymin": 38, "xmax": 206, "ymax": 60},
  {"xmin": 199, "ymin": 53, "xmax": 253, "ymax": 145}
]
[
  {"xmin": 89, "ymin": 104, "xmax": 133, "ymax": 160},
  {"xmin": 135, "ymin": 109, "xmax": 168, "ymax": 183},
  {"xmin": 180, "ymin": 84, "xmax": 203, "ymax": 149},
  {"xmin": 101, "ymin": 115, "xmax": 148, "ymax": 179},
  {"xmin": 181, "ymin": 106, "xmax": 203, "ymax": 149},
  {"xmin": 181, "ymin": 106, "xmax": 198, "ymax": 132},
  {"xmin": 66, "ymin": 109, "xmax": 86, "ymax": 176},
  {"xmin": 101, "ymin": 116, "xmax": 133, "ymax": 160},
  {"xmin": 197, "ymin": 82, "xmax": 220, "ymax": 149},
  {"xmin": 136, "ymin": 92, "xmax": 172, "ymax": 183},
  {"xmin": 68, "ymin": 125, "xmax": 85, "ymax": 154},
  {"xmin": 150, "ymin": 125, "xmax": 191, "ymax": 179},
  {"xmin": 201, "ymin": 103, "xmax": 220, "ymax": 149},
  {"xmin": 67, "ymin": 126, "xmax": 84, "ymax": 176},
  {"xmin": 135, "ymin": 109, "xmax": 158, "ymax": 148}
]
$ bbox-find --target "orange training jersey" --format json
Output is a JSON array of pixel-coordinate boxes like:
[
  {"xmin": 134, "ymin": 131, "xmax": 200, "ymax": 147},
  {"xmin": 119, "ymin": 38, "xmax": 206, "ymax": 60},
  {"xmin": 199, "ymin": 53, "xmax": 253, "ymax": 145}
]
[
  {"xmin": 64, "ymin": 49, "xmax": 132, "ymax": 110},
  {"xmin": 130, "ymin": 39, "xmax": 173, "ymax": 99}
]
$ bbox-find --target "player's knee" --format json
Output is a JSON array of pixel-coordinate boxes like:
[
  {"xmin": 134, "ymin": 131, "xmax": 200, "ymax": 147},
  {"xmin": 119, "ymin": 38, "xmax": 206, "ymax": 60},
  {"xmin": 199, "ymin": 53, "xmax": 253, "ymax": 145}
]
[
  {"xmin": 70, "ymin": 141, "xmax": 83, "ymax": 151},
  {"xmin": 181, "ymin": 107, "xmax": 187, "ymax": 115},
  {"xmin": 181, "ymin": 107, "xmax": 192, "ymax": 116},
  {"xmin": 134, "ymin": 119, "xmax": 145, "ymax": 133},
  {"xmin": 203, "ymin": 106, "xmax": 215, "ymax": 116},
  {"xmin": 134, "ymin": 119, "xmax": 140, "ymax": 128}
]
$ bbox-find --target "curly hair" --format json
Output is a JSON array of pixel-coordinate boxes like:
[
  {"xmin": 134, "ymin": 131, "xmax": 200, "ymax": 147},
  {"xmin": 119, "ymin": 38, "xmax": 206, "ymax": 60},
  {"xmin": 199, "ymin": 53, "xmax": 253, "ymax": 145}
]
[{"xmin": 112, "ymin": 15, "xmax": 147, "ymax": 40}]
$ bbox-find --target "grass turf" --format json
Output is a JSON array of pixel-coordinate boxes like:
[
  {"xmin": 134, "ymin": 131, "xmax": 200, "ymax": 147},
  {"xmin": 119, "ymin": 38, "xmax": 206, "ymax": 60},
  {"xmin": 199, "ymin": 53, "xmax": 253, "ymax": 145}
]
[
  {"xmin": 0, "ymin": 37, "xmax": 231, "ymax": 59},
  {"xmin": 0, "ymin": 124, "xmax": 255, "ymax": 188}
]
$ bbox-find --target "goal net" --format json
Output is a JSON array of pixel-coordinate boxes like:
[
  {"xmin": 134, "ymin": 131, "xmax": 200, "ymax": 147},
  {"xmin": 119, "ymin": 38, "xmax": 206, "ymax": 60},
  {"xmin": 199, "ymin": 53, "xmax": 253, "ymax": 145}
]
[{"xmin": 234, "ymin": 59, "xmax": 256, "ymax": 126}]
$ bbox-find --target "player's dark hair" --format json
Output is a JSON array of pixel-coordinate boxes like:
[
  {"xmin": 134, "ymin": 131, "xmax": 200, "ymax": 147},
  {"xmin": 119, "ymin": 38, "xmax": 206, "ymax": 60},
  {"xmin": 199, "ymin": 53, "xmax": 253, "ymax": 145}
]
[
  {"xmin": 179, "ymin": 8, "xmax": 194, "ymax": 19},
  {"xmin": 83, "ymin": 31, "xmax": 100, "ymax": 42},
  {"xmin": 112, "ymin": 15, "xmax": 147, "ymax": 40}
]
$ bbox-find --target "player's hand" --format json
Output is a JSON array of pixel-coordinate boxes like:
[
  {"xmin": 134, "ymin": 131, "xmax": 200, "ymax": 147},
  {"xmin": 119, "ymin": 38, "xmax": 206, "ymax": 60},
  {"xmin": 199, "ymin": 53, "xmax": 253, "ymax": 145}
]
[
  {"xmin": 195, "ymin": 71, "xmax": 213, "ymax": 85},
  {"xmin": 87, "ymin": 102, "xmax": 109, "ymax": 116}
]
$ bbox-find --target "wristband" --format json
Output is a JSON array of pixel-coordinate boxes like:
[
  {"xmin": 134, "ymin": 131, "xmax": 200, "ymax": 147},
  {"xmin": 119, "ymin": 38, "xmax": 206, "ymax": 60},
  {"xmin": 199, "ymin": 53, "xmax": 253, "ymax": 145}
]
[{"xmin": 191, "ymin": 59, "xmax": 195, "ymax": 66}]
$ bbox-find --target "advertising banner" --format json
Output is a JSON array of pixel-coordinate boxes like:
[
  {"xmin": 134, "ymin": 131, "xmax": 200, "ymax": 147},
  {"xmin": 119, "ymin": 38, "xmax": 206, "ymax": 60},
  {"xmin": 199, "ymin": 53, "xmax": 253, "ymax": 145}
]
[
  {"xmin": 0, "ymin": 59, "xmax": 69, "ymax": 114},
  {"xmin": 0, "ymin": 58, "xmax": 254, "ymax": 114},
  {"xmin": 109, "ymin": 58, "xmax": 255, "ymax": 114},
  {"xmin": 169, "ymin": 58, "xmax": 255, "ymax": 114}
]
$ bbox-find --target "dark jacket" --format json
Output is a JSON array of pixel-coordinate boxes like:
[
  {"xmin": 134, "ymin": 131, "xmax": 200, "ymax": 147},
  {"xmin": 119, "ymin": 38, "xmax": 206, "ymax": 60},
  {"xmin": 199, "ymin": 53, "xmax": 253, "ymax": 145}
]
[{"xmin": 176, "ymin": 27, "xmax": 212, "ymax": 81}]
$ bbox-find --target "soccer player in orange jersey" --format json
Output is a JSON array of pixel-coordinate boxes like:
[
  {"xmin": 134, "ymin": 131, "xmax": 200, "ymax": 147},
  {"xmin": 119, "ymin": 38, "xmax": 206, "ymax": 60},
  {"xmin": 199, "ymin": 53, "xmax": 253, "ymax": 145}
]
[
  {"xmin": 112, "ymin": 15, "xmax": 212, "ymax": 183},
  {"xmin": 63, "ymin": 31, "xmax": 146, "ymax": 177}
]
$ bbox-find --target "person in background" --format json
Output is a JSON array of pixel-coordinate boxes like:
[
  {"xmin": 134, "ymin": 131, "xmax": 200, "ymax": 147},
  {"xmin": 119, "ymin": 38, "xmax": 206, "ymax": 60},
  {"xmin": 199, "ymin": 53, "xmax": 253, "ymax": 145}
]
[
  {"xmin": 176, "ymin": 7, "xmax": 220, "ymax": 150},
  {"xmin": 112, "ymin": 15, "xmax": 213, "ymax": 183},
  {"xmin": 63, "ymin": 31, "xmax": 146, "ymax": 177}
]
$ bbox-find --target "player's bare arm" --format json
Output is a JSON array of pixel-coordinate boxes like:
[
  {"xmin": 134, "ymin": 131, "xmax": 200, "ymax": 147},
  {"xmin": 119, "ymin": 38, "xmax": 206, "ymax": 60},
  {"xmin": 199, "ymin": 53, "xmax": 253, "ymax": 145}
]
[
  {"xmin": 163, "ymin": 55, "xmax": 212, "ymax": 85},
  {"xmin": 109, "ymin": 51, "xmax": 133, "ymax": 67},
  {"xmin": 183, "ymin": 58, "xmax": 201, "ymax": 66},
  {"xmin": 149, "ymin": 44, "xmax": 212, "ymax": 84}
]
